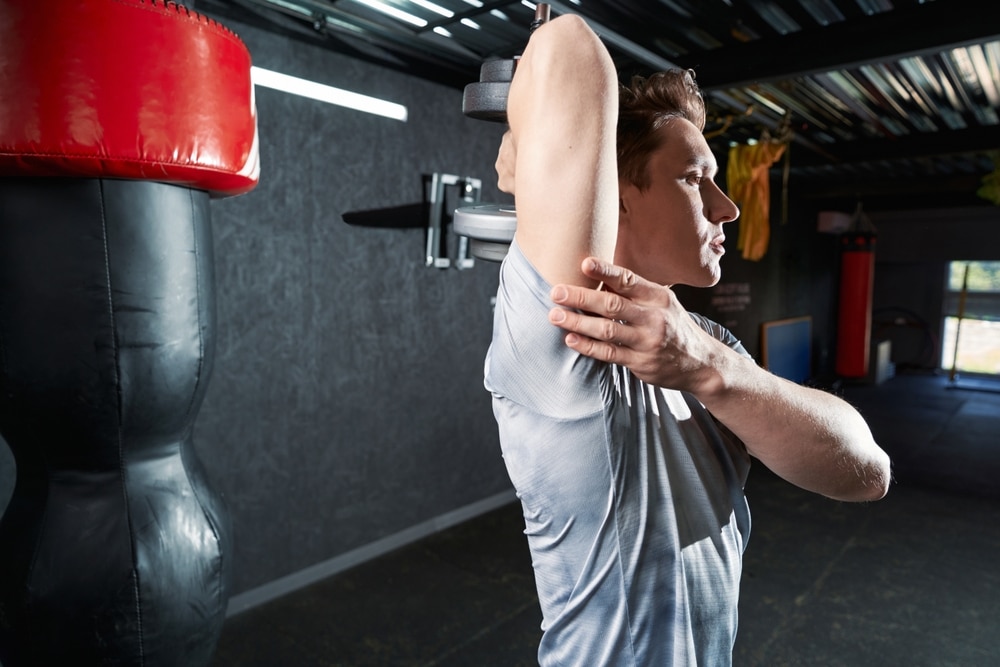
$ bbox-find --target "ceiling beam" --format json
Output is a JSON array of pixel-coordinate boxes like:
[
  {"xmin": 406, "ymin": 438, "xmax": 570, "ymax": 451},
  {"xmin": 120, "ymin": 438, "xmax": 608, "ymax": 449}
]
[
  {"xmin": 788, "ymin": 125, "xmax": 1000, "ymax": 168},
  {"xmin": 671, "ymin": 0, "xmax": 1000, "ymax": 90},
  {"xmin": 545, "ymin": 1, "xmax": 679, "ymax": 71},
  {"xmin": 795, "ymin": 172, "xmax": 993, "ymax": 211}
]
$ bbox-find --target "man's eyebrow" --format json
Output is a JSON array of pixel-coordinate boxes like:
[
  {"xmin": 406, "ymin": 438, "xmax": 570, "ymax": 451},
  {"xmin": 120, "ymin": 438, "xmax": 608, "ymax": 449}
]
[{"xmin": 685, "ymin": 156, "xmax": 718, "ymax": 173}]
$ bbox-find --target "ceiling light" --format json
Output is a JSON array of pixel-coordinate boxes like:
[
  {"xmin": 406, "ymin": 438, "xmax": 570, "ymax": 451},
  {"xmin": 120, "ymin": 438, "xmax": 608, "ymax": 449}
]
[
  {"xmin": 353, "ymin": 0, "xmax": 427, "ymax": 27},
  {"xmin": 251, "ymin": 66, "xmax": 408, "ymax": 121},
  {"xmin": 408, "ymin": 0, "xmax": 453, "ymax": 18},
  {"xmin": 461, "ymin": 18, "xmax": 481, "ymax": 29}
]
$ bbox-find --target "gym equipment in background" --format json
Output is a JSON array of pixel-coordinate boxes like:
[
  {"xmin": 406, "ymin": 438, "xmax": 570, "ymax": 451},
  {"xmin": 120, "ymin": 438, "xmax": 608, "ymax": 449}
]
[
  {"xmin": 460, "ymin": 4, "xmax": 551, "ymax": 121},
  {"xmin": 830, "ymin": 203, "xmax": 878, "ymax": 380},
  {"xmin": 453, "ymin": 3, "xmax": 551, "ymax": 262},
  {"xmin": 341, "ymin": 173, "xmax": 482, "ymax": 269},
  {"xmin": 0, "ymin": 1, "xmax": 259, "ymax": 664},
  {"xmin": 836, "ymin": 231, "xmax": 878, "ymax": 379},
  {"xmin": 427, "ymin": 173, "xmax": 482, "ymax": 269}
]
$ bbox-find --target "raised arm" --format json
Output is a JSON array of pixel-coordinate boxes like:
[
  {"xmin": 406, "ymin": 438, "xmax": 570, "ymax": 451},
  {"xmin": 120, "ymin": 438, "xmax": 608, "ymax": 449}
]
[{"xmin": 503, "ymin": 15, "xmax": 619, "ymax": 288}]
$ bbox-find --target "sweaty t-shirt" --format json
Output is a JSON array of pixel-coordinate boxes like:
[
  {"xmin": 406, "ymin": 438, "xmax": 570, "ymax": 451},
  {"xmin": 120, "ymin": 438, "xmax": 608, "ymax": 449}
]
[{"xmin": 484, "ymin": 241, "xmax": 752, "ymax": 666}]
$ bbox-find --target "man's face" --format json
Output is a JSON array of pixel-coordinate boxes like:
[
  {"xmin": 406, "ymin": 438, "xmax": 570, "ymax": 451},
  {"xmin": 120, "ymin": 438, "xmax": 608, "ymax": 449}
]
[{"xmin": 614, "ymin": 118, "xmax": 739, "ymax": 287}]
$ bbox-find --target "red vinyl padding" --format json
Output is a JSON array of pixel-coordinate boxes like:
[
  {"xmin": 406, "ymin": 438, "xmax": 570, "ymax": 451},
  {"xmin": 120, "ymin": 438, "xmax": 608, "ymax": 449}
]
[
  {"xmin": 0, "ymin": 0, "xmax": 259, "ymax": 196},
  {"xmin": 835, "ymin": 233, "xmax": 877, "ymax": 378}
]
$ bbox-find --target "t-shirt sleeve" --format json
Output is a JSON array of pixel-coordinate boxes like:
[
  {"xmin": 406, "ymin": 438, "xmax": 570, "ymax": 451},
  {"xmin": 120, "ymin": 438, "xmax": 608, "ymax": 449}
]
[
  {"xmin": 687, "ymin": 311, "xmax": 753, "ymax": 360},
  {"xmin": 484, "ymin": 241, "xmax": 607, "ymax": 420}
]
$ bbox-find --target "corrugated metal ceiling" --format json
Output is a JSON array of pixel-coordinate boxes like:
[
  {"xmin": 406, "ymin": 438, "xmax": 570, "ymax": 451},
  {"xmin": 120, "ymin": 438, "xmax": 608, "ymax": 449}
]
[{"xmin": 198, "ymin": 0, "xmax": 1000, "ymax": 210}]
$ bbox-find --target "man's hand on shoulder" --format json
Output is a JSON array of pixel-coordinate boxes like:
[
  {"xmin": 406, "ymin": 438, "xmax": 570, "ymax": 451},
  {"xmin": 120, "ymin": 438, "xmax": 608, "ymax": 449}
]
[{"xmin": 548, "ymin": 257, "xmax": 728, "ymax": 394}]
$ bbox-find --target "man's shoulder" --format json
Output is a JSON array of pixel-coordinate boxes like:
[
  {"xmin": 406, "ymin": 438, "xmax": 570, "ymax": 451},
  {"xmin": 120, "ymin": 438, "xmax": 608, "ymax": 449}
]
[
  {"xmin": 688, "ymin": 312, "xmax": 751, "ymax": 359},
  {"xmin": 486, "ymin": 241, "xmax": 607, "ymax": 417},
  {"xmin": 687, "ymin": 311, "xmax": 726, "ymax": 338}
]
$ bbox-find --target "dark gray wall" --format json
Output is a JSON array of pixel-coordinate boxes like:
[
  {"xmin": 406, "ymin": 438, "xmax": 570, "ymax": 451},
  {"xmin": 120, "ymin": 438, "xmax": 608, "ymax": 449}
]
[
  {"xmin": 869, "ymin": 208, "xmax": 1000, "ymax": 371},
  {"xmin": 0, "ymin": 14, "xmax": 514, "ymax": 598},
  {"xmin": 870, "ymin": 261, "xmax": 946, "ymax": 371},
  {"xmin": 196, "ymin": 16, "xmax": 515, "ymax": 594},
  {"xmin": 0, "ymin": 445, "xmax": 10, "ymax": 519}
]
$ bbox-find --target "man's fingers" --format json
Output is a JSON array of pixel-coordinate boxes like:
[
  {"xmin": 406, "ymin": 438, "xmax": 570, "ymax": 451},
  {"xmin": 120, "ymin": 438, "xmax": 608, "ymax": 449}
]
[
  {"xmin": 550, "ymin": 284, "xmax": 634, "ymax": 321},
  {"xmin": 549, "ymin": 307, "xmax": 637, "ymax": 347},
  {"xmin": 564, "ymin": 332, "xmax": 631, "ymax": 365},
  {"xmin": 580, "ymin": 257, "xmax": 650, "ymax": 296}
]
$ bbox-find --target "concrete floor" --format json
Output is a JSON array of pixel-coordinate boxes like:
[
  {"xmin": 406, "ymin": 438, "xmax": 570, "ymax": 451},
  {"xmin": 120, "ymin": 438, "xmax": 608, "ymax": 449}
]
[{"xmin": 212, "ymin": 371, "xmax": 1000, "ymax": 666}]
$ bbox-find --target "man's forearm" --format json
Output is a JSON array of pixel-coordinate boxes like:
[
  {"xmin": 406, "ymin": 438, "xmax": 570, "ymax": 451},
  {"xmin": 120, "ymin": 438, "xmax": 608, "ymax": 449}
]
[{"xmin": 695, "ymin": 346, "xmax": 891, "ymax": 502}]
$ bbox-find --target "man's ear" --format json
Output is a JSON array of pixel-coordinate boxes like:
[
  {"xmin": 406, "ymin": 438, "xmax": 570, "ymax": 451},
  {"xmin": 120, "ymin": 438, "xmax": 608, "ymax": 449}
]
[{"xmin": 618, "ymin": 183, "xmax": 636, "ymax": 221}]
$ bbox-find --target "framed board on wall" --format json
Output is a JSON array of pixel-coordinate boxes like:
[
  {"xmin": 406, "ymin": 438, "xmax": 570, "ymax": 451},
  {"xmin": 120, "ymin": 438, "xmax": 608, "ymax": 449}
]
[{"xmin": 761, "ymin": 316, "xmax": 812, "ymax": 384}]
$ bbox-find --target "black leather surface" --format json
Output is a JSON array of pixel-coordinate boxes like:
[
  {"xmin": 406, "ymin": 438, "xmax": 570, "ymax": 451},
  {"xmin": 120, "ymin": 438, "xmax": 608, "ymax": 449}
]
[{"xmin": 0, "ymin": 178, "xmax": 230, "ymax": 666}]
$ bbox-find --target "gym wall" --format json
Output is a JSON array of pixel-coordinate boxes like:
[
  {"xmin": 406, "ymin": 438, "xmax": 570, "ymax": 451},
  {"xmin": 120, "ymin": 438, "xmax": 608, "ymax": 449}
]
[
  {"xmin": 0, "ymin": 11, "xmax": 514, "ymax": 606},
  {"xmin": 198, "ymin": 13, "xmax": 517, "ymax": 600},
  {"xmin": 868, "ymin": 208, "xmax": 1000, "ymax": 372}
]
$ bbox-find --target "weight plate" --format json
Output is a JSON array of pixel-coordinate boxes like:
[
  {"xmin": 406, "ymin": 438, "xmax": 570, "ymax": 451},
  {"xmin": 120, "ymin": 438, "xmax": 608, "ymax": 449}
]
[
  {"xmin": 462, "ymin": 81, "xmax": 509, "ymax": 122},
  {"xmin": 453, "ymin": 204, "xmax": 517, "ymax": 242},
  {"xmin": 469, "ymin": 239, "xmax": 511, "ymax": 262},
  {"xmin": 479, "ymin": 57, "xmax": 516, "ymax": 82}
]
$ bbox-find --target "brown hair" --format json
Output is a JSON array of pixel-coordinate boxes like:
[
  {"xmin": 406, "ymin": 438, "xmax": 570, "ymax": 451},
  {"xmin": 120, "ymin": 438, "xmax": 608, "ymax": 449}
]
[{"xmin": 617, "ymin": 69, "xmax": 706, "ymax": 190}]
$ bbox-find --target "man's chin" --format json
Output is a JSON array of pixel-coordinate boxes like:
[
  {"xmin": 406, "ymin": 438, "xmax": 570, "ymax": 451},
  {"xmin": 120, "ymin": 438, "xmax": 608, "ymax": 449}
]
[{"xmin": 683, "ymin": 268, "xmax": 722, "ymax": 289}]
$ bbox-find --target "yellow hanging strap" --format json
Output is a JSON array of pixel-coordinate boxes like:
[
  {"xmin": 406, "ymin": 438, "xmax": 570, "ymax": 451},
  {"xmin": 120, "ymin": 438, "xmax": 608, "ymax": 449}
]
[{"xmin": 727, "ymin": 140, "xmax": 787, "ymax": 261}]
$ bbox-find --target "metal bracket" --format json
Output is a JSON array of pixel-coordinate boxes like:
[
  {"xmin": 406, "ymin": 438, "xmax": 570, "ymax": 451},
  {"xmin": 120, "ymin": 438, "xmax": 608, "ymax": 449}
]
[{"xmin": 426, "ymin": 173, "xmax": 481, "ymax": 270}]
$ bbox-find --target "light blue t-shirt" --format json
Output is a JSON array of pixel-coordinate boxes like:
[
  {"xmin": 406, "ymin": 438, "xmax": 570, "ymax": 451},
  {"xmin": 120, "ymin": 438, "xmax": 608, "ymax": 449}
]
[{"xmin": 484, "ymin": 241, "xmax": 752, "ymax": 666}]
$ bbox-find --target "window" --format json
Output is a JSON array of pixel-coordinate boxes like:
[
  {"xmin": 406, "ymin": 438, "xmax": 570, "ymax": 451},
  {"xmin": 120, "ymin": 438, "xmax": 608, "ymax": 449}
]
[{"xmin": 940, "ymin": 261, "xmax": 1000, "ymax": 376}]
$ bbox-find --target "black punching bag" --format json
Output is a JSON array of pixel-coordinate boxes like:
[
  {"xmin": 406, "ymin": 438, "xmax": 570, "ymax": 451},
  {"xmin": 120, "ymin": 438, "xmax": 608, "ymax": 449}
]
[
  {"xmin": 0, "ymin": 179, "xmax": 228, "ymax": 664},
  {"xmin": 0, "ymin": 1, "xmax": 259, "ymax": 664}
]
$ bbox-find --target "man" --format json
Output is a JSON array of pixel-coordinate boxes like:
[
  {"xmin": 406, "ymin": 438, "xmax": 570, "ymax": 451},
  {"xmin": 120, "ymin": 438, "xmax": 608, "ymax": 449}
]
[{"xmin": 484, "ymin": 13, "xmax": 891, "ymax": 667}]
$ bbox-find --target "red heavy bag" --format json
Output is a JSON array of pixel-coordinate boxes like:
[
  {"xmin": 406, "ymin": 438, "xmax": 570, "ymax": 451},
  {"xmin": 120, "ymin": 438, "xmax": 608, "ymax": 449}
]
[
  {"xmin": 835, "ymin": 232, "xmax": 877, "ymax": 378},
  {"xmin": 0, "ymin": 0, "xmax": 259, "ymax": 194}
]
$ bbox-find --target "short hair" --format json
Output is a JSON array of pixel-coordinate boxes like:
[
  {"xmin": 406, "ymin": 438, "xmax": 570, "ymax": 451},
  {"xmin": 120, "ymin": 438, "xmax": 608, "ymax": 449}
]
[{"xmin": 617, "ymin": 69, "xmax": 706, "ymax": 190}]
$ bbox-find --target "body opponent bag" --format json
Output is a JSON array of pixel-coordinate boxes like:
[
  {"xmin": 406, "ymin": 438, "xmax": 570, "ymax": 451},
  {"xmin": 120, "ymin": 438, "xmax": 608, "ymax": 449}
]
[{"xmin": 0, "ymin": 1, "xmax": 259, "ymax": 664}]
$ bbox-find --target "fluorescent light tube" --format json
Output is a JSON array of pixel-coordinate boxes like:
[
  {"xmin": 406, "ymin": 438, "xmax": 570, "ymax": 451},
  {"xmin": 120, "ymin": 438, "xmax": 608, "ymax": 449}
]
[
  {"xmin": 251, "ymin": 66, "xmax": 408, "ymax": 122},
  {"xmin": 353, "ymin": 0, "xmax": 427, "ymax": 27}
]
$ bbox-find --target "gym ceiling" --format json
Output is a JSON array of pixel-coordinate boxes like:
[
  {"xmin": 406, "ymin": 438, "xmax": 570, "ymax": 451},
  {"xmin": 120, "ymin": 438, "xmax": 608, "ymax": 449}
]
[{"xmin": 197, "ymin": 0, "xmax": 1000, "ymax": 211}]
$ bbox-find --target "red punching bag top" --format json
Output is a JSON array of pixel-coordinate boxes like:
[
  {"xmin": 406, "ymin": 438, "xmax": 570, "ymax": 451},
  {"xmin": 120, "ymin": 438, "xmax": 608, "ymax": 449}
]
[{"xmin": 0, "ymin": 0, "xmax": 260, "ymax": 197}]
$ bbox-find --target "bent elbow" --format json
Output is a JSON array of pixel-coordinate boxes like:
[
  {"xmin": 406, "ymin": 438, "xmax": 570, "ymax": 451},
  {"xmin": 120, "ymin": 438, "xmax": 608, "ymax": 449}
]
[
  {"xmin": 524, "ymin": 15, "xmax": 616, "ymax": 92},
  {"xmin": 868, "ymin": 452, "xmax": 893, "ymax": 501},
  {"xmin": 840, "ymin": 448, "xmax": 893, "ymax": 502}
]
